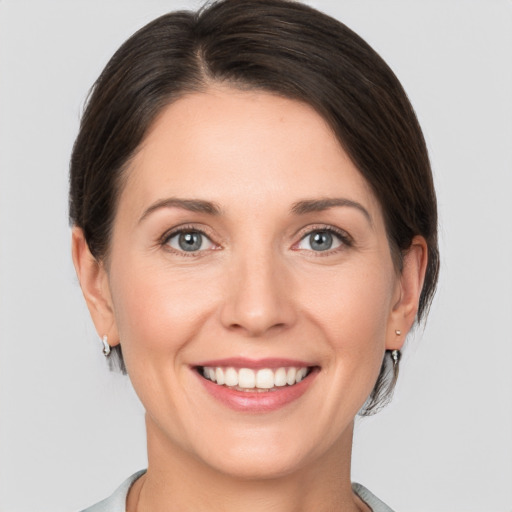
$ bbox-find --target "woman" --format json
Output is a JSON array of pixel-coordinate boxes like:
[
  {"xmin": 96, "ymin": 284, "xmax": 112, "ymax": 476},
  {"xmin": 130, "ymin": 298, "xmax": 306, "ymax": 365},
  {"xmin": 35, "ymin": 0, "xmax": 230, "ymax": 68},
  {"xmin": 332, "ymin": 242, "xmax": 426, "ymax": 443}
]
[{"xmin": 69, "ymin": 0, "xmax": 438, "ymax": 510}]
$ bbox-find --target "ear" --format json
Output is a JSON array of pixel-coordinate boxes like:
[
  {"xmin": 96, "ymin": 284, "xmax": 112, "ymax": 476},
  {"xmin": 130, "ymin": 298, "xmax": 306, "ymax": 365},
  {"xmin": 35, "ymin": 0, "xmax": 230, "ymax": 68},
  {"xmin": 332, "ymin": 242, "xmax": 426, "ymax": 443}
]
[
  {"xmin": 386, "ymin": 235, "xmax": 428, "ymax": 351},
  {"xmin": 71, "ymin": 227, "xmax": 119, "ymax": 347}
]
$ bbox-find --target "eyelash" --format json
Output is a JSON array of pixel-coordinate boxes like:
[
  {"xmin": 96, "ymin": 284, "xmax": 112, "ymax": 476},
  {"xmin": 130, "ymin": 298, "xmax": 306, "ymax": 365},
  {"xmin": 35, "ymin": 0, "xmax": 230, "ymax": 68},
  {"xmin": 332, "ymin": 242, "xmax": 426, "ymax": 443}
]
[
  {"xmin": 293, "ymin": 225, "xmax": 353, "ymax": 255},
  {"xmin": 159, "ymin": 224, "xmax": 353, "ymax": 256},
  {"xmin": 160, "ymin": 224, "xmax": 217, "ymax": 257}
]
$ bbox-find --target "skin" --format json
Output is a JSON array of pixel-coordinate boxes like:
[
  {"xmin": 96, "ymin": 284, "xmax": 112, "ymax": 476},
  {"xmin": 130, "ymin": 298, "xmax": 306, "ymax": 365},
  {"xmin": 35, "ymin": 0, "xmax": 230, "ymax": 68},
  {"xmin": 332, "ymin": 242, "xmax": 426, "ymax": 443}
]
[{"xmin": 72, "ymin": 87, "xmax": 427, "ymax": 512}]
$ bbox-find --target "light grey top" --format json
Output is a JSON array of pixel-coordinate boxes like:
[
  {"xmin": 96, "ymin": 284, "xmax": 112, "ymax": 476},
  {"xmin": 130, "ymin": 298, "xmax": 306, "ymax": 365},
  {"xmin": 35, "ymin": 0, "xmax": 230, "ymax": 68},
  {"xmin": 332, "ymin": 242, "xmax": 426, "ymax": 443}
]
[{"xmin": 81, "ymin": 471, "xmax": 394, "ymax": 512}]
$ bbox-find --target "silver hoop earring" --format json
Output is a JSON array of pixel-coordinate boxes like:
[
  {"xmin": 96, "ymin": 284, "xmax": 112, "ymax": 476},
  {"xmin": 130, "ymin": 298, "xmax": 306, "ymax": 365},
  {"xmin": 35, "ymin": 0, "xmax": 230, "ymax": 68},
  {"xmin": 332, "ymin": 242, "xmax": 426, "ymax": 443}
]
[
  {"xmin": 391, "ymin": 349, "xmax": 401, "ymax": 366},
  {"xmin": 101, "ymin": 335, "xmax": 111, "ymax": 356}
]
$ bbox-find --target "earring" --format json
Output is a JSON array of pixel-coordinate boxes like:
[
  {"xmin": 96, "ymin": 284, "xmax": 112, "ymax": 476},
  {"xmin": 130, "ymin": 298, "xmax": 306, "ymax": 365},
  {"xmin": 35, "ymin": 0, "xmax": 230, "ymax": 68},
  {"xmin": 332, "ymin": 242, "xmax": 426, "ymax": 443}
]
[
  {"xmin": 395, "ymin": 329, "xmax": 401, "ymax": 336},
  {"xmin": 391, "ymin": 349, "xmax": 401, "ymax": 366},
  {"xmin": 101, "ymin": 335, "xmax": 111, "ymax": 356}
]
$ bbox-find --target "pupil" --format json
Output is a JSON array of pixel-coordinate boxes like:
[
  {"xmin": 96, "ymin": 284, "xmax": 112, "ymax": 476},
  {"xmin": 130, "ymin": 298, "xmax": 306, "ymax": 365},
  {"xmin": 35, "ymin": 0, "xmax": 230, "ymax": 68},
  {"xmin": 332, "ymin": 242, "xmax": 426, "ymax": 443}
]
[
  {"xmin": 310, "ymin": 231, "xmax": 332, "ymax": 251},
  {"xmin": 179, "ymin": 232, "xmax": 202, "ymax": 251}
]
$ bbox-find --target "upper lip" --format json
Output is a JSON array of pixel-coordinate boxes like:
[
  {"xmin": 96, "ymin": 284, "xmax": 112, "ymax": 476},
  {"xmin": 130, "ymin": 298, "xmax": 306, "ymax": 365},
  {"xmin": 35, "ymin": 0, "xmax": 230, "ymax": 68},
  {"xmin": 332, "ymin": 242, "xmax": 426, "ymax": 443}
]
[{"xmin": 193, "ymin": 357, "xmax": 315, "ymax": 369}]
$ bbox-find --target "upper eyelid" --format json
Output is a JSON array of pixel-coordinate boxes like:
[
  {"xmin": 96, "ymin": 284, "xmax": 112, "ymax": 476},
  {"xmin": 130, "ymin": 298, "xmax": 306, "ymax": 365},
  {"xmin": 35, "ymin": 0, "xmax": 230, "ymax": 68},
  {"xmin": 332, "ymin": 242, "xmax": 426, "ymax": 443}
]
[
  {"xmin": 295, "ymin": 224, "xmax": 352, "ymax": 242},
  {"xmin": 160, "ymin": 224, "xmax": 215, "ymax": 244}
]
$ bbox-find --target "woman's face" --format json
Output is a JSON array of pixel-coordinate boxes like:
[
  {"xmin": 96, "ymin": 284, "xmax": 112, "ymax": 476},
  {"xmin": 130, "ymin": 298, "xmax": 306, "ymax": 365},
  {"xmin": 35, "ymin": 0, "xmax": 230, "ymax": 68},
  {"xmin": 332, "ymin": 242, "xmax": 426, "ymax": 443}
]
[{"xmin": 90, "ymin": 87, "xmax": 412, "ymax": 477}]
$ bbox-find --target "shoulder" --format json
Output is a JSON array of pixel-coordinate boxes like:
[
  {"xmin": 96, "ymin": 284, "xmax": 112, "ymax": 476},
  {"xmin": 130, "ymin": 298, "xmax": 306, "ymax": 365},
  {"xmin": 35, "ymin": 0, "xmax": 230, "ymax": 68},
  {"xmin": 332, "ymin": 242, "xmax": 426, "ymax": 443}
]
[
  {"xmin": 80, "ymin": 470, "xmax": 146, "ymax": 512},
  {"xmin": 352, "ymin": 483, "xmax": 395, "ymax": 512}
]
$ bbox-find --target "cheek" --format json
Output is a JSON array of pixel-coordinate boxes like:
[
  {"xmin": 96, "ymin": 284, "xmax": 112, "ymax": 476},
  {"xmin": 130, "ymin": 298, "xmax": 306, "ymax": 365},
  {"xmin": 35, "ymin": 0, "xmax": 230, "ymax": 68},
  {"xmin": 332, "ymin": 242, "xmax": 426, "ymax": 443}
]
[
  {"xmin": 108, "ymin": 257, "xmax": 219, "ymax": 363},
  {"xmin": 300, "ymin": 261, "xmax": 395, "ymax": 387},
  {"xmin": 305, "ymin": 262, "xmax": 394, "ymax": 337}
]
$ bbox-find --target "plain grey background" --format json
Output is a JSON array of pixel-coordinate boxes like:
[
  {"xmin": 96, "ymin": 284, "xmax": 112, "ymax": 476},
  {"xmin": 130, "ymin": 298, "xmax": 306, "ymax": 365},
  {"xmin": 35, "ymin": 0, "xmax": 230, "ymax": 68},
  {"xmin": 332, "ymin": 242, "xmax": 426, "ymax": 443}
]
[{"xmin": 0, "ymin": 1, "xmax": 511, "ymax": 511}]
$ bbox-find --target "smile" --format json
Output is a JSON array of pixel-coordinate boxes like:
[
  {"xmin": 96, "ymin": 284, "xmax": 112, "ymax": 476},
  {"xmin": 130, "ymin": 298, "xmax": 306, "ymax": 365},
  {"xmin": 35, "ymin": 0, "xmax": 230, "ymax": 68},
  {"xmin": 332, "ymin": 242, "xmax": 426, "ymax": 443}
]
[
  {"xmin": 194, "ymin": 359, "xmax": 319, "ymax": 412},
  {"xmin": 200, "ymin": 366, "xmax": 312, "ymax": 391}
]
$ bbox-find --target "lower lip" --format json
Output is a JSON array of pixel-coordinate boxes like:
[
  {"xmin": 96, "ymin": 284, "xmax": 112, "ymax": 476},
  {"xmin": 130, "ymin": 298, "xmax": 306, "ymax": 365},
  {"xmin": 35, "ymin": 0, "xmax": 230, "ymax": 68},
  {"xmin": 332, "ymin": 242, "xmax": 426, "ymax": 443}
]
[{"xmin": 196, "ymin": 369, "xmax": 318, "ymax": 413}]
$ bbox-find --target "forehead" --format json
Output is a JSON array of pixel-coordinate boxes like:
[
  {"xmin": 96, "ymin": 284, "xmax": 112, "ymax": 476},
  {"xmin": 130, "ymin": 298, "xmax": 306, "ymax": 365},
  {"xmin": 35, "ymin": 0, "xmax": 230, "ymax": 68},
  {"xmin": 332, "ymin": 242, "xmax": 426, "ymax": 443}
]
[{"xmin": 121, "ymin": 87, "xmax": 380, "ymax": 218}]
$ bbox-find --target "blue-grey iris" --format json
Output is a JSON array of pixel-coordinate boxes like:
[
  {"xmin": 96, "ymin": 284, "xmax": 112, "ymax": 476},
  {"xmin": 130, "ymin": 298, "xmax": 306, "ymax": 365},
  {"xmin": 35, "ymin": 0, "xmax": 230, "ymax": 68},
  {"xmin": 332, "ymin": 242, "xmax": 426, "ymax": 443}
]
[
  {"xmin": 179, "ymin": 232, "xmax": 202, "ymax": 251},
  {"xmin": 310, "ymin": 231, "xmax": 333, "ymax": 251}
]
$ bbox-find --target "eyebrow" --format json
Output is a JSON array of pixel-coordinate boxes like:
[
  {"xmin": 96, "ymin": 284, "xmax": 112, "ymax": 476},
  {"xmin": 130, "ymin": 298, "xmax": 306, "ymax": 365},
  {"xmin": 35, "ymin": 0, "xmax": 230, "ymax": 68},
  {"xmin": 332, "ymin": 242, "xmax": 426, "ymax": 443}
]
[
  {"xmin": 138, "ymin": 196, "xmax": 371, "ymax": 224},
  {"xmin": 291, "ymin": 198, "xmax": 372, "ymax": 224},
  {"xmin": 138, "ymin": 198, "xmax": 222, "ymax": 223}
]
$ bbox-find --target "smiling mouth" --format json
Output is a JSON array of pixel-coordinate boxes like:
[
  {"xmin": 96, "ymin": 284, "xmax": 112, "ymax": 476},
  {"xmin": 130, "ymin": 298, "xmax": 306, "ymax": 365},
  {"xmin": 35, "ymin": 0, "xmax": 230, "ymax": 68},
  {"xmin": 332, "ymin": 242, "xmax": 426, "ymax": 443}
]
[{"xmin": 198, "ymin": 366, "xmax": 315, "ymax": 392}]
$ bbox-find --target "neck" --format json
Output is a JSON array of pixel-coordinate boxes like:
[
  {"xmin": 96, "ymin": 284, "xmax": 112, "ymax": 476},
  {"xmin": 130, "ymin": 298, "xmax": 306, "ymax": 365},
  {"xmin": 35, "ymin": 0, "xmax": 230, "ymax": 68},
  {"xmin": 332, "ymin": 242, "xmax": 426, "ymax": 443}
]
[{"xmin": 128, "ymin": 415, "xmax": 366, "ymax": 512}]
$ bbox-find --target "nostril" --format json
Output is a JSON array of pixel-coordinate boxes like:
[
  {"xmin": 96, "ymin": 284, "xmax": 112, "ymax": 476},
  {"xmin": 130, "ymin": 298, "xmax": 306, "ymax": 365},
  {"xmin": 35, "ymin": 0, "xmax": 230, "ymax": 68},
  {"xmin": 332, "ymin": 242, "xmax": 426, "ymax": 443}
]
[{"xmin": 226, "ymin": 321, "xmax": 288, "ymax": 337}]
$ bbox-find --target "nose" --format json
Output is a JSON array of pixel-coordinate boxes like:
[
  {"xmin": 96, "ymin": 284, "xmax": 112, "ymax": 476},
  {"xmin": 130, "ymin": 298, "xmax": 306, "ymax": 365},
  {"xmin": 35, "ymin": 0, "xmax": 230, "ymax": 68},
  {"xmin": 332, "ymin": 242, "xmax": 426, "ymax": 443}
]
[{"xmin": 219, "ymin": 250, "xmax": 297, "ymax": 338}]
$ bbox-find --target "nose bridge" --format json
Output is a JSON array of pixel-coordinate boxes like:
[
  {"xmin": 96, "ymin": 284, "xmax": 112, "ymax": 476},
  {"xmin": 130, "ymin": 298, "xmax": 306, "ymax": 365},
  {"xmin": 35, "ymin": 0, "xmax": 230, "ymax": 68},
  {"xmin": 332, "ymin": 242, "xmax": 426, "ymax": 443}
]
[{"xmin": 220, "ymin": 240, "xmax": 295, "ymax": 336}]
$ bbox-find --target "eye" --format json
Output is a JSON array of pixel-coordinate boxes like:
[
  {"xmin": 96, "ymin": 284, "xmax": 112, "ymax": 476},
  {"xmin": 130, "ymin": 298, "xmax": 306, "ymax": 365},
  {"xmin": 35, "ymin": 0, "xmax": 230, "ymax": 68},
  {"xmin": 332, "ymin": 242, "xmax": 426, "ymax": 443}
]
[
  {"xmin": 166, "ymin": 230, "xmax": 216, "ymax": 253},
  {"xmin": 296, "ymin": 229, "xmax": 347, "ymax": 252}
]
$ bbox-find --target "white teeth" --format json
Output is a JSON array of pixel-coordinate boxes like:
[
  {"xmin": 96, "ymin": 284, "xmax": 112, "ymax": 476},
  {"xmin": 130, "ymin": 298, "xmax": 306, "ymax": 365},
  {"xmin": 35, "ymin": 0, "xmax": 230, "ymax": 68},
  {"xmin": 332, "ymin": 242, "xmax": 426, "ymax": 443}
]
[
  {"xmin": 295, "ymin": 367, "xmax": 308, "ymax": 383},
  {"xmin": 215, "ymin": 367, "xmax": 225, "ymax": 385},
  {"xmin": 238, "ymin": 368, "xmax": 256, "ymax": 388},
  {"xmin": 202, "ymin": 365, "xmax": 311, "ymax": 390},
  {"xmin": 286, "ymin": 367, "xmax": 297, "ymax": 385},
  {"xmin": 256, "ymin": 368, "xmax": 274, "ymax": 389},
  {"xmin": 224, "ymin": 367, "xmax": 238, "ymax": 387},
  {"xmin": 274, "ymin": 367, "xmax": 287, "ymax": 387}
]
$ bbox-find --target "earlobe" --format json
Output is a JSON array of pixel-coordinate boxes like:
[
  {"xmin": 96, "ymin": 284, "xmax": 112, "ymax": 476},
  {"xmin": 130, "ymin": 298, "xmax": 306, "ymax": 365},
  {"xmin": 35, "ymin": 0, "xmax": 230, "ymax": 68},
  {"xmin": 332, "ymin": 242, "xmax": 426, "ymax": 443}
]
[
  {"xmin": 71, "ymin": 227, "xmax": 119, "ymax": 347},
  {"xmin": 387, "ymin": 236, "xmax": 428, "ymax": 350}
]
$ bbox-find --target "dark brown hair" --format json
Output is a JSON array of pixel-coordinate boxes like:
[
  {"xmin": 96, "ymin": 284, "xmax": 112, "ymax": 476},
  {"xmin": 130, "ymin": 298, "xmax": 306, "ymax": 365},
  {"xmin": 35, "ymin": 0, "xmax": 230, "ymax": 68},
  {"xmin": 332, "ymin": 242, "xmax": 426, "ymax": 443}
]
[{"xmin": 69, "ymin": 0, "xmax": 439, "ymax": 414}]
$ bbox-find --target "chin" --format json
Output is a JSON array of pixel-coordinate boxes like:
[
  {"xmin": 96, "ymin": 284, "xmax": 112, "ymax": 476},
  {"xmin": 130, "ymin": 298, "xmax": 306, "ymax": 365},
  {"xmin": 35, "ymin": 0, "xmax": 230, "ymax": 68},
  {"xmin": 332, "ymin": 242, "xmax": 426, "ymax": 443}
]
[
  {"xmin": 203, "ymin": 446, "xmax": 314, "ymax": 481},
  {"xmin": 183, "ymin": 420, "xmax": 341, "ymax": 482}
]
